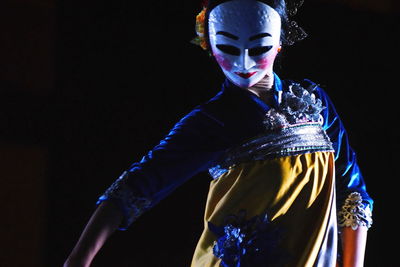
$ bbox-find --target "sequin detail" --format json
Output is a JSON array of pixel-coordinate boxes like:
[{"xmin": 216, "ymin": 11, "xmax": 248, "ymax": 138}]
[
  {"xmin": 209, "ymin": 211, "xmax": 284, "ymax": 267},
  {"xmin": 274, "ymin": 82, "xmax": 324, "ymax": 127},
  {"xmin": 208, "ymin": 123, "xmax": 333, "ymax": 179},
  {"xmin": 208, "ymin": 81, "xmax": 331, "ymax": 179},
  {"xmin": 97, "ymin": 171, "xmax": 152, "ymax": 229},
  {"xmin": 337, "ymin": 192, "xmax": 373, "ymax": 230},
  {"xmin": 285, "ymin": 0, "xmax": 308, "ymax": 45},
  {"xmin": 286, "ymin": 0, "xmax": 305, "ymax": 16},
  {"xmin": 263, "ymin": 82, "xmax": 324, "ymax": 131}
]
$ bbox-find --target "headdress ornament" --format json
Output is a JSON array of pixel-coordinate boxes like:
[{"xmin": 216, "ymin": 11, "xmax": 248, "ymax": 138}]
[
  {"xmin": 191, "ymin": 4, "xmax": 208, "ymax": 50},
  {"xmin": 191, "ymin": 0, "xmax": 307, "ymax": 50},
  {"xmin": 284, "ymin": 0, "xmax": 307, "ymax": 45}
]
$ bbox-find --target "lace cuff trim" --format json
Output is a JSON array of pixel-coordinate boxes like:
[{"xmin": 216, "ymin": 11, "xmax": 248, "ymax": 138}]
[
  {"xmin": 97, "ymin": 171, "xmax": 152, "ymax": 229},
  {"xmin": 337, "ymin": 192, "xmax": 373, "ymax": 230}
]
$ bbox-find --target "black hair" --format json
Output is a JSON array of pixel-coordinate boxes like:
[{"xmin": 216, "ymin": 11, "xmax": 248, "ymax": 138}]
[{"xmin": 204, "ymin": 0, "xmax": 290, "ymax": 48}]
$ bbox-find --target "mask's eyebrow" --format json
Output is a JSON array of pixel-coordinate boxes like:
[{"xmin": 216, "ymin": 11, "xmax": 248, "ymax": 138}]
[
  {"xmin": 249, "ymin": 32, "xmax": 271, "ymax": 41},
  {"xmin": 216, "ymin": 31, "xmax": 239, "ymax": 40}
]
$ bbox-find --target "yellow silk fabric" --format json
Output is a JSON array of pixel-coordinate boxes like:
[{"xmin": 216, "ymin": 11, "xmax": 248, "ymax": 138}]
[{"xmin": 191, "ymin": 152, "xmax": 336, "ymax": 267}]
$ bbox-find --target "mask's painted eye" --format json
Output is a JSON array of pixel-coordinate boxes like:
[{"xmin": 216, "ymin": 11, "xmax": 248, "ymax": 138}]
[
  {"xmin": 216, "ymin": 44, "xmax": 240, "ymax": 56},
  {"xmin": 248, "ymin": 46, "xmax": 273, "ymax": 56}
]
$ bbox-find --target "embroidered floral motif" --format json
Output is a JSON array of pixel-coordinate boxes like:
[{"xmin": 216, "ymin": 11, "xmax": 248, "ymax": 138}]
[
  {"xmin": 263, "ymin": 109, "xmax": 289, "ymax": 131},
  {"xmin": 338, "ymin": 192, "xmax": 373, "ymax": 230},
  {"xmin": 98, "ymin": 171, "xmax": 152, "ymax": 228},
  {"xmin": 263, "ymin": 82, "xmax": 324, "ymax": 130},
  {"xmin": 208, "ymin": 211, "xmax": 285, "ymax": 267},
  {"xmin": 280, "ymin": 82, "xmax": 324, "ymax": 124}
]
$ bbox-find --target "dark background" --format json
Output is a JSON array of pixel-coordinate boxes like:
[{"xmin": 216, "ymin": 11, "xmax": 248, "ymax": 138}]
[{"xmin": 1, "ymin": 0, "xmax": 399, "ymax": 266}]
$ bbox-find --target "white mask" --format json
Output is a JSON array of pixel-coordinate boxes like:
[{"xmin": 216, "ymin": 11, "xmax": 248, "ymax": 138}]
[{"xmin": 208, "ymin": 0, "xmax": 281, "ymax": 88}]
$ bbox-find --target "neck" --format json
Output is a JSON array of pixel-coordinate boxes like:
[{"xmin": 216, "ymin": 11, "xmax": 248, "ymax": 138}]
[{"xmin": 246, "ymin": 72, "xmax": 275, "ymax": 106}]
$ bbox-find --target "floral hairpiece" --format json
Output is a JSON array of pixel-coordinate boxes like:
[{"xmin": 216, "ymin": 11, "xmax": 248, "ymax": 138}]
[{"xmin": 190, "ymin": 6, "xmax": 208, "ymax": 50}]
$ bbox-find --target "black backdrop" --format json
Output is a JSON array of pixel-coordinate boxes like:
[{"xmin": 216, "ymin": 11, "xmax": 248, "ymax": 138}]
[{"xmin": 40, "ymin": 0, "xmax": 399, "ymax": 266}]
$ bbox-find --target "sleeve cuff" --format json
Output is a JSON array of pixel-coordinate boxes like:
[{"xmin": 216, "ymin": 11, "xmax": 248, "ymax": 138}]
[
  {"xmin": 337, "ymin": 192, "xmax": 373, "ymax": 230},
  {"xmin": 97, "ymin": 171, "xmax": 152, "ymax": 230}
]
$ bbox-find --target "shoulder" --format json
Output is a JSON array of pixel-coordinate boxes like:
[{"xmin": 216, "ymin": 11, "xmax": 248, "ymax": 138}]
[
  {"xmin": 170, "ymin": 89, "xmax": 228, "ymax": 134},
  {"xmin": 298, "ymin": 78, "xmax": 330, "ymax": 99},
  {"xmin": 192, "ymin": 87, "xmax": 237, "ymax": 127},
  {"xmin": 282, "ymin": 77, "xmax": 323, "ymax": 92}
]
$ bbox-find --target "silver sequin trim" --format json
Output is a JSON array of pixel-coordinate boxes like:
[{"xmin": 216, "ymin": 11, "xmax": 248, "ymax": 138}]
[
  {"xmin": 337, "ymin": 192, "xmax": 373, "ymax": 230},
  {"xmin": 98, "ymin": 171, "xmax": 152, "ymax": 228},
  {"xmin": 209, "ymin": 123, "xmax": 334, "ymax": 179}
]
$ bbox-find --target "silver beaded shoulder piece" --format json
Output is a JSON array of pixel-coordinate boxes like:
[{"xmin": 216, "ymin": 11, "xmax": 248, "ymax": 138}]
[
  {"xmin": 337, "ymin": 192, "xmax": 373, "ymax": 230},
  {"xmin": 97, "ymin": 171, "xmax": 152, "ymax": 229},
  {"xmin": 209, "ymin": 82, "xmax": 332, "ymax": 179}
]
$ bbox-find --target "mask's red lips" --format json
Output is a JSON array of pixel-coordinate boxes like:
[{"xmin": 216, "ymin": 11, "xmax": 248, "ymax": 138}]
[{"xmin": 235, "ymin": 71, "xmax": 257, "ymax": 79}]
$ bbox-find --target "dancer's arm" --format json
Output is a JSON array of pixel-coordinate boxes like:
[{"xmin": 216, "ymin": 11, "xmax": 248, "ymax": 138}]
[
  {"xmin": 312, "ymin": 83, "xmax": 372, "ymax": 267},
  {"xmin": 339, "ymin": 226, "xmax": 368, "ymax": 267},
  {"xmin": 64, "ymin": 201, "xmax": 123, "ymax": 267}
]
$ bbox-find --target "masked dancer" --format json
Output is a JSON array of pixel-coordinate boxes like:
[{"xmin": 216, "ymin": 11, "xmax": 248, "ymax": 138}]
[{"xmin": 64, "ymin": 1, "xmax": 373, "ymax": 266}]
